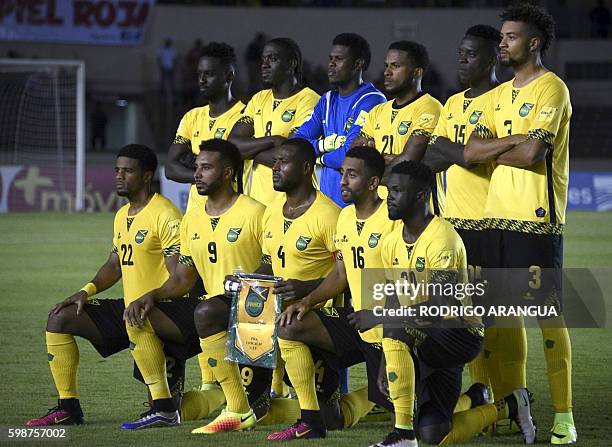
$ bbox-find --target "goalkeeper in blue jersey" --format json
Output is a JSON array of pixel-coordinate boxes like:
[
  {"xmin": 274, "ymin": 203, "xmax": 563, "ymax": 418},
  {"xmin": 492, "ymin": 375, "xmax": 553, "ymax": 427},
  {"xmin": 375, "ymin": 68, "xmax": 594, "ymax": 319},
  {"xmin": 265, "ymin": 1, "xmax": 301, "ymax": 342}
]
[{"xmin": 294, "ymin": 33, "xmax": 386, "ymax": 207}]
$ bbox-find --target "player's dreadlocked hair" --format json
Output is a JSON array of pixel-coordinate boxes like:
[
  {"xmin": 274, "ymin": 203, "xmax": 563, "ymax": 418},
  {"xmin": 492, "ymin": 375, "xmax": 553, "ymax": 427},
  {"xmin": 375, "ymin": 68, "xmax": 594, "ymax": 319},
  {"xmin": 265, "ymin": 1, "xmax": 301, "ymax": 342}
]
[
  {"xmin": 199, "ymin": 139, "xmax": 242, "ymax": 181},
  {"xmin": 200, "ymin": 41, "xmax": 237, "ymax": 68},
  {"xmin": 500, "ymin": 3, "xmax": 556, "ymax": 54},
  {"xmin": 333, "ymin": 33, "xmax": 372, "ymax": 71},
  {"xmin": 388, "ymin": 41, "xmax": 430, "ymax": 73},
  {"xmin": 390, "ymin": 161, "xmax": 434, "ymax": 196},
  {"xmin": 465, "ymin": 24, "xmax": 502, "ymax": 45},
  {"xmin": 346, "ymin": 146, "xmax": 385, "ymax": 180},
  {"xmin": 267, "ymin": 37, "xmax": 303, "ymax": 84},
  {"xmin": 117, "ymin": 144, "xmax": 158, "ymax": 175}
]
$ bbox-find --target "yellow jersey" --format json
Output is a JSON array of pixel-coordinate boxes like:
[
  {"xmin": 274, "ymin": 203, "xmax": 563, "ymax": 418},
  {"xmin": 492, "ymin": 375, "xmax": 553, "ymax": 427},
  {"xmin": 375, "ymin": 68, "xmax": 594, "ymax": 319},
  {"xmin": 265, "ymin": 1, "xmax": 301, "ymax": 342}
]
[
  {"xmin": 475, "ymin": 72, "xmax": 571, "ymax": 234},
  {"xmin": 334, "ymin": 200, "xmax": 399, "ymax": 342},
  {"xmin": 173, "ymin": 101, "xmax": 247, "ymax": 212},
  {"xmin": 239, "ymin": 87, "xmax": 319, "ymax": 206},
  {"xmin": 179, "ymin": 194, "xmax": 265, "ymax": 299},
  {"xmin": 361, "ymin": 94, "xmax": 445, "ymax": 214},
  {"xmin": 113, "ymin": 193, "xmax": 182, "ymax": 304},
  {"xmin": 431, "ymin": 89, "xmax": 495, "ymax": 229}
]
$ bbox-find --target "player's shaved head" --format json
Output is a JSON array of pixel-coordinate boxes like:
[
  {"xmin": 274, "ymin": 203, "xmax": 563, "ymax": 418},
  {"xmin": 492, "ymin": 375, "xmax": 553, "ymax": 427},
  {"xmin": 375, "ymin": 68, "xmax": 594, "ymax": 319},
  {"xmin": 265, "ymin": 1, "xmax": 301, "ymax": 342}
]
[
  {"xmin": 333, "ymin": 33, "xmax": 371, "ymax": 71},
  {"xmin": 117, "ymin": 144, "xmax": 158, "ymax": 175}
]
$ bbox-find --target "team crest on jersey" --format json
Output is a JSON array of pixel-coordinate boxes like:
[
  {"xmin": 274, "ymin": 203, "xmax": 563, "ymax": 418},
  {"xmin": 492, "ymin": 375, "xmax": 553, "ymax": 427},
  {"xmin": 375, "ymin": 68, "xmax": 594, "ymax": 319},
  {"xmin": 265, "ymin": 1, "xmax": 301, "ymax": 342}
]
[
  {"xmin": 344, "ymin": 117, "xmax": 355, "ymax": 133},
  {"xmin": 281, "ymin": 109, "xmax": 296, "ymax": 122},
  {"xmin": 415, "ymin": 256, "xmax": 425, "ymax": 272},
  {"xmin": 469, "ymin": 110, "xmax": 483, "ymax": 125},
  {"xmin": 398, "ymin": 121, "xmax": 411, "ymax": 135},
  {"xmin": 519, "ymin": 103, "xmax": 534, "ymax": 117},
  {"xmin": 295, "ymin": 235, "xmax": 312, "ymax": 251},
  {"xmin": 214, "ymin": 128, "xmax": 226, "ymax": 139},
  {"xmin": 368, "ymin": 233, "xmax": 382, "ymax": 248},
  {"xmin": 135, "ymin": 230, "xmax": 148, "ymax": 244},
  {"xmin": 227, "ymin": 228, "xmax": 242, "ymax": 242},
  {"xmin": 244, "ymin": 285, "xmax": 270, "ymax": 317}
]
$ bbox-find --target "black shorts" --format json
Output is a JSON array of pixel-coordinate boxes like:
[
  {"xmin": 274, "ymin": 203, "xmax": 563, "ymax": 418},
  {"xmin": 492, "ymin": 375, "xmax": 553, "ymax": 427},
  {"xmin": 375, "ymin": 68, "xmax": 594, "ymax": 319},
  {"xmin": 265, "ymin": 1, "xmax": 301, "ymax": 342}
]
[
  {"xmin": 456, "ymin": 228, "xmax": 487, "ymax": 270},
  {"xmin": 84, "ymin": 297, "xmax": 201, "ymax": 360},
  {"xmin": 391, "ymin": 327, "xmax": 483, "ymax": 426},
  {"xmin": 314, "ymin": 307, "xmax": 393, "ymax": 411},
  {"xmin": 483, "ymin": 230, "xmax": 563, "ymax": 313}
]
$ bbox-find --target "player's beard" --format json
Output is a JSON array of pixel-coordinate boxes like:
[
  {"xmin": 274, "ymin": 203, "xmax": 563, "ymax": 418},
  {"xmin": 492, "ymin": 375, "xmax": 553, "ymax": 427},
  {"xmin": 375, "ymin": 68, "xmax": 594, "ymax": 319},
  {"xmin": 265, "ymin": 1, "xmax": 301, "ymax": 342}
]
[
  {"xmin": 385, "ymin": 76, "xmax": 413, "ymax": 99},
  {"xmin": 196, "ymin": 177, "xmax": 223, "ymax": 196}
]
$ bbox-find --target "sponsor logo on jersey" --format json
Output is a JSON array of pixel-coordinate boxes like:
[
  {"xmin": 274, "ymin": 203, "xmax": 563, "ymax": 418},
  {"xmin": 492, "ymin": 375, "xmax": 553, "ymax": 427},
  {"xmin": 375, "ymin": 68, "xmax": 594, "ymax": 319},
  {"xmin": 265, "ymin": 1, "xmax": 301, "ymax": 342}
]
[
  {"xmin": 281, "ymin": 109, "xmax": 296, "ymax": 122},
  {"xmin": 519, "ymin": 102, "xmax": 534, "ymax": 117},
  {"xmin": 538, "ymin": 106, "xmax": 557, "ymax": 122},
  {"xmin": 469, "ymin": 110, "xmax": 483, "ymax": 125},
  {"xmin": 214, "ymin": 128, "xmax": 226, "ymax": 139},
  {"xmin": 416, "ymin": 256, "xmax": 425, "ymax": 272},
  {"xmin": 227, "ymin": 227, "xmax": 242, "ymax": 242},
  {"xmin": 368, "ymin": 233, "xmax": 382, "ymax": 248},
  {"xmin": 417, "ymin": 113, "xmax": 434, "ymax": 127},
  {"xmin": 135, "ymin": 230, "xmax": 148, "ymax": 244},
  {"xmin": 295, "ymin": 235, "xmax": 312, "ymax": 251},
  {"xmin": 398, "ymin": 121, "xmax": 411, "ymax": 135}
]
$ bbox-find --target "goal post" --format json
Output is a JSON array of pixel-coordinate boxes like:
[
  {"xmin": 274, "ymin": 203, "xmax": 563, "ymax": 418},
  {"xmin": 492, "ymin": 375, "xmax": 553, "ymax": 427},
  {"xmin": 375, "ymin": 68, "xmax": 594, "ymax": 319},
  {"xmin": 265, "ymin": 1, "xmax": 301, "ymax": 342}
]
[{"xmin": 0, "ymin": 58, "xmax": 86, "ymax": 211}]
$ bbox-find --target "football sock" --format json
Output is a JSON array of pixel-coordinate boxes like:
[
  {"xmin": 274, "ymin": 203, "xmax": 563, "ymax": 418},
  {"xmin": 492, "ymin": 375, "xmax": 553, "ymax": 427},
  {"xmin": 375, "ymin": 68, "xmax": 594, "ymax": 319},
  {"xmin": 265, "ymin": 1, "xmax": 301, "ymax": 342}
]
[
  {"xmin": 180, "ymin": 388, "xmax": 226, "ymax": 421},
  {"xmin": 46, "ymin": 332, "xmax": 79, "ymax": 399},
  {"xmin": 490, "ymin": 324, "xmax": 527, "ymax": 397},
  {"xmin": 541, "ymin": 325, "xmax": 573, "ymax": 412},
  {"xmin": 454, "ymin": 394, "xmax": 472, "ymax": 413},
  {"xmin": 271, "ymin": 353, "xmax": 289, "ymax": 396},
  {"xmin": 339, "ymin": 386, "xmax": 375, "ymax": 428},
  {"xmin": 127, "ymin": 323, "xmax": 170, "ymax": 400},
  {"xmin": 468, "ymin": 348, "xmax": 490, "ymax": 390},
  {"xmin": 278, "ymin": 338, "xmax": 319, "ymax": 411},
  {"xmin": 197, "ymin": 352, "xmax": 216, "ymax": 386},
  {"xmin": 440, "ymin": 404, "xmax": 498, "ymax": 444},
  {"xmin": 483, "ymin": 327, "xmax": 501, "ymax": 401},
  {"xmin": 199, "ymin": 332, "xmax": 249, "ymax": 413},
  {"xmin": 382, "ymin": 338, "xmax": 414, "ymax": 430},
  {"xmin": 258, "ymin": 397, "xmax": 301, "ymax": 425}
]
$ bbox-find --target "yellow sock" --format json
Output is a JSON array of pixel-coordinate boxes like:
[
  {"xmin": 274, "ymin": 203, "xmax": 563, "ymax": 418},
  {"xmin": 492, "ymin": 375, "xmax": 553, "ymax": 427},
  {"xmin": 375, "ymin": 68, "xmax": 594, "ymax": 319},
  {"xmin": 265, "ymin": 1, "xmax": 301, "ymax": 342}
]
[
  {"xmin": 540, "ymin": 324, "xmax": 572, "ymax": 412},
  {"xmin": 258, "ymin": 398, "xmax": 301, "ymax": 425},
  {"xmin": 491, "ymin": 321, "xmax": 527, "ymax": 397},
  {"xmin": 278, "ymin": 338, "xmax": 319, "ymax": 411},
  {"xmin": 468, "ymin": 348, "xmax": 490, "ymax": 389},
  {"xmin": 440, "ymin": 404, "xmax": 498, "ymax": 444},
  {"xmin": 272, "ymin": 353, "xmax": 289, "ymax": 396},
  {"xmin": 200, "ymin": 332, "xmax": 249, "ymax": 413},
  {"xmin": 483, "ymin": 327, "xmax": 501, "ymax": 401},
  {"xmin": 180, "ymin": 388, "xmax": 226, "ymax": 420},
  {"xmin": 382, "ymin": 338, "xmax": 414, "ymax": 429},
  {"xmin": 197, "ymin": 352, "xmax": 216, "ymax": 386},
  {"xmin": 339, "ymin": 386, "xmax": 375, "ymax": 428},
  {"xmin": 46, "ymin": 332, "xmax": 79, "ymax": 399},
  {"xmin": 127, "ymin": 322, "xmax": 170, "ymax": 400},
  {"xmin": 454, "ymin": 394, "xmax": 472, "ymax": 413}
]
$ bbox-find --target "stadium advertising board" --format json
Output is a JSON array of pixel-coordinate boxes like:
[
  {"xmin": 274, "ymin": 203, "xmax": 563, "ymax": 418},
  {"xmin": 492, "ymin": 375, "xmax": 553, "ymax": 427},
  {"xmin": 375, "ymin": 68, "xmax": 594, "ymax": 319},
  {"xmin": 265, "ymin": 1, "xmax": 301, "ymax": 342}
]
[
  {"xmin": 0, "ymin": 0, "xmax": 155, "ymax": 46},
  {"xmin": 0, "ymin": 165, "xmax": 125, "ymax": 212}
]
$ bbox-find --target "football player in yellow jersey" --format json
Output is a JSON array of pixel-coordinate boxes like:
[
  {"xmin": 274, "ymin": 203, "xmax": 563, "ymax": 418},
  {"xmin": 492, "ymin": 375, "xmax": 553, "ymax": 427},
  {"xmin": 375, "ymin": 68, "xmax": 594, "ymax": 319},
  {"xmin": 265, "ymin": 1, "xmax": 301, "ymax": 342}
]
[
  {"xmin": 126, "ymin": 140, "xmax": 267, "ymax": 434},
  {"xmin": 229, "ymin": 38, "xmax": 319, "ymax": 206},
  {"xmin": 353, "ymin": 41, "xmax": 444, "ymax": 215},
  {"xmin": 27, "ymin": 145, "xmax": 201, "ymax": 430},
  {"xmin": 167, "ymin": 42, "xmax": 245, "ymax": 211},
  {"xmin": 423, "ymin": 24, "xmax": 501, "ymax": 408},
  {"xmin": 371, "ymin": 161, "xmax": 535, "ymax": 447},
  {"xmin": 276, "ymin": 147, "xmax": 398, "ymax": 437},
  {"xmin": 166, "ymin": 42, "xmax": 245, "ymax": 390},
  {"xmin": 465, "ymin": 5, "xmax": 575, "ymax": 443}
]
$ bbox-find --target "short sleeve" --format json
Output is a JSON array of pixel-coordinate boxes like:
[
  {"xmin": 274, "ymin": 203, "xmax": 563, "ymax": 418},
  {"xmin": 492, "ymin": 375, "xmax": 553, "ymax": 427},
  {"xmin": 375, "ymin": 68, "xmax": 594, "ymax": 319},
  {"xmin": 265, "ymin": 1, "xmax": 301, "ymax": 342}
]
[
  {"xmin": 528, "ymin": 80, "xmax": 570, "ymax": 146},
  {"xmin": 410, "ymin": 98, "xmax": 442, "ymax": 138},
  {"xmin": 238, "ymin": 95, "xmax": 257, "ymax": 126},
  {"xmin": 174, "ymin": 109, "xmax": 194, "ymax": 147},
  {"xmin": 291, "ymin": 90, "xmax": 319, "ymax": 133},
  {"xmin": 430, "ymin": 99, "xmax": 451, "ymax": 143},
  {"xmin": 179, "ymin": 217, "xmax": 191, "ymax": 258},
  {"xmin": 261, "ymin": 206, "xmax": 272, "ymax": 257},
  {"xmin": 321, "ymin": 207, "xmax": 340, "ymax": 254},
  {"xmin": 473, "ymin": 87, "xmax": 500, "ymax": 139},
  {"xmin": 360, "ymin": 107, "xmax": 377, "ymax": 139}
]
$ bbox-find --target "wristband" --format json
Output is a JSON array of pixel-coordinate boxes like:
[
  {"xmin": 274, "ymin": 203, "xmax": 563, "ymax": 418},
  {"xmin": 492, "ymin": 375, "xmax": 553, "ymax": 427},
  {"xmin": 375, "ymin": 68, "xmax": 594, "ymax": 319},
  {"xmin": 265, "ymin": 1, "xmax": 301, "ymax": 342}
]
[{"xmin": 80, "ymin": 282, "xmax": 97, "ymax": 297}]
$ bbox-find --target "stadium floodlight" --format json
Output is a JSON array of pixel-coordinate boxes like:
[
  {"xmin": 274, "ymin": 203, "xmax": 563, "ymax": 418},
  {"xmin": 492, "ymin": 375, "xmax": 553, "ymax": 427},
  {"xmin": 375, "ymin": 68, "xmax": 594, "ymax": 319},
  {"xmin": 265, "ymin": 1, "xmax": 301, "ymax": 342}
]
[{"xmin": 0, "ymin": 58, "xmax": 85, "ymax": 211}]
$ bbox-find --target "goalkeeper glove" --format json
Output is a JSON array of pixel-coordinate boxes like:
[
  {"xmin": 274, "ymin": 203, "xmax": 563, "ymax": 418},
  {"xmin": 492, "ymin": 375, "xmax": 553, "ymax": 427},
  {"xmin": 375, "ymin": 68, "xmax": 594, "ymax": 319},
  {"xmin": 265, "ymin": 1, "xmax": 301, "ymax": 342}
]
[{"xmin": 319, "ymin": 134, "xmax": 346, "ymax": 153}]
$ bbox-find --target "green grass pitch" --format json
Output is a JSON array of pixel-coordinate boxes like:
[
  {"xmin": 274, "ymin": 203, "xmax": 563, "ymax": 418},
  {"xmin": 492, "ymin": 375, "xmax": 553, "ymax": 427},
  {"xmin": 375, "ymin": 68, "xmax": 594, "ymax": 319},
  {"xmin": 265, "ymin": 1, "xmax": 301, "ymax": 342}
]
[{"xmin": 0, "ymin": 212, "xmax": 611, "ymax": 446}]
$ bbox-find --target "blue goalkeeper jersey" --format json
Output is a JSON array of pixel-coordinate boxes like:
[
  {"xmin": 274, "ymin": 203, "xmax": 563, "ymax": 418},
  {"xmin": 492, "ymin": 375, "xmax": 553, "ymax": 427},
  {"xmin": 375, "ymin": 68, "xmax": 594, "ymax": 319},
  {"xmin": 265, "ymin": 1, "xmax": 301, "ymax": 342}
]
[{"xmin": 295, "ymin": 82, "xmax": 386, "ymax": 207}]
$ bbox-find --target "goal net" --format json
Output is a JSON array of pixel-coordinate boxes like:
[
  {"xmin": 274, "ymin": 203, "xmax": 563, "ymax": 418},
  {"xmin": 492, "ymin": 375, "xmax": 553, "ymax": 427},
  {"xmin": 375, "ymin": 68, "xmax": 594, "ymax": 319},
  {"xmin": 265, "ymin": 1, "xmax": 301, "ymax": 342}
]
[{"xmin": 0, "ymin": 59, "xmax": 85, "ymax": 211}]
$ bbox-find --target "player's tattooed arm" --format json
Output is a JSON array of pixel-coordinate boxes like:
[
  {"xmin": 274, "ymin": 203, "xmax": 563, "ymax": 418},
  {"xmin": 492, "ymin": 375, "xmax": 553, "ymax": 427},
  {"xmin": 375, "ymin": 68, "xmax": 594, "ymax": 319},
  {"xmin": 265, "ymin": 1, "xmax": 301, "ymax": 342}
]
[
  {"xmin": 228, "ymin": 121, "xmax": 285, "ymax": 160},
  {"xmin": 424, "ymin": 136, "xmax": 475, "ymax": 172},
  {"xmin": 495, "ymin": 134, "xmax": 550, "ymax": 168},
  {"xmin": 166, "ymin": 140, "xmax": 196, "ymax": 183},
  {"xmin": 50, "ymin": 250, "xmax": 122, "ymax": 316},
  {"xmin": 123, "ymin": 262, "xmax": 198, "ymax": 328}
]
